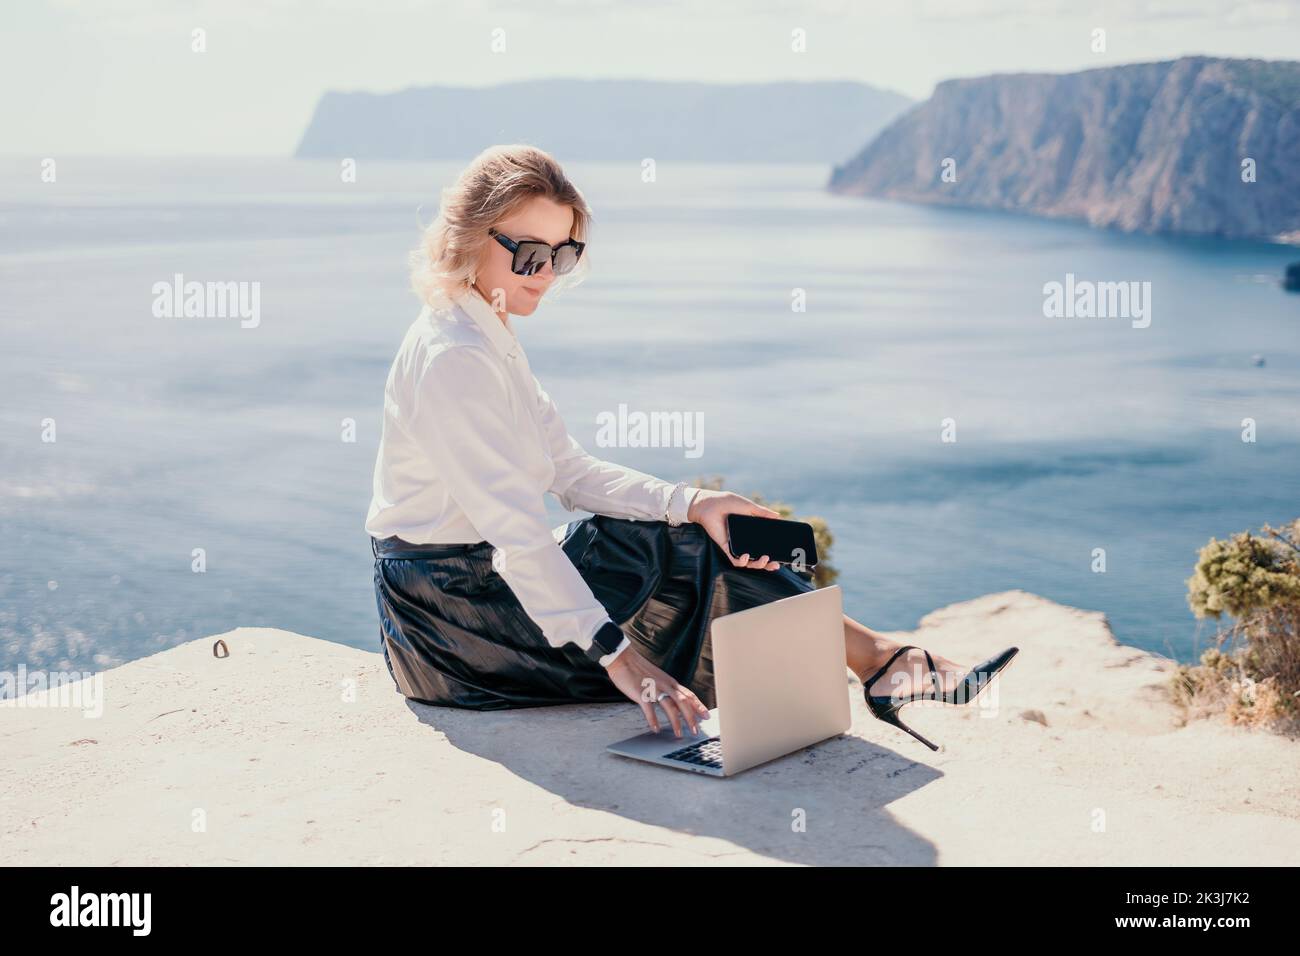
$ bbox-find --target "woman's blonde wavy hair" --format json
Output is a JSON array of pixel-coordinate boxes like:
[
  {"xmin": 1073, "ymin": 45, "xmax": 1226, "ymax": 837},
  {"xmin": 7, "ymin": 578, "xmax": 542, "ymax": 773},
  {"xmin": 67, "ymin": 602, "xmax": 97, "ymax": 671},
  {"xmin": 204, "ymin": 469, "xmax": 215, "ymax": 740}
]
[{"xmin": 408, "ymin": 144, "xmax": 593, "ymax": 308}]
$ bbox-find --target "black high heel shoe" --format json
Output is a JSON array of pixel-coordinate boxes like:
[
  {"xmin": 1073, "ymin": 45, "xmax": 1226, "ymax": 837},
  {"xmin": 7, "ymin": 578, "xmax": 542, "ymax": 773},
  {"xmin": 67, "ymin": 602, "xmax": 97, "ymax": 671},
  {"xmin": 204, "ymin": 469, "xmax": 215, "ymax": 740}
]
[{"xmin": 862, "ymin": 645, "xmax": 1020, "ymax": 751}]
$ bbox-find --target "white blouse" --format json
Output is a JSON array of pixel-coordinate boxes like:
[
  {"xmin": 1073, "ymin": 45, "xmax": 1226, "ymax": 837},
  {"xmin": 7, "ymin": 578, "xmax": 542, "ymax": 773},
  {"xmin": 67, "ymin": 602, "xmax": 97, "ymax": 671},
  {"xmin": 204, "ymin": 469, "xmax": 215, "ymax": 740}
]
[{"xmin": 365, "ymin": 286, "xmax": 699, "ymax": 666}]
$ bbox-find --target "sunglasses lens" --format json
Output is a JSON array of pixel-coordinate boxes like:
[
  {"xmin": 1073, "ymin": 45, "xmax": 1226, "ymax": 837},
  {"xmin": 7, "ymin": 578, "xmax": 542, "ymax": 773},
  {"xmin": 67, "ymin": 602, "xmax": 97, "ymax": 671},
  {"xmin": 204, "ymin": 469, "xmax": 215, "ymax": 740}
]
[
  {"xmin": 513, "ymin": 242, "xmax": 549, "ymax": 276},
  {"xmin": 553, "ymin": 243, "xmax": 581, "ymax": 276}
]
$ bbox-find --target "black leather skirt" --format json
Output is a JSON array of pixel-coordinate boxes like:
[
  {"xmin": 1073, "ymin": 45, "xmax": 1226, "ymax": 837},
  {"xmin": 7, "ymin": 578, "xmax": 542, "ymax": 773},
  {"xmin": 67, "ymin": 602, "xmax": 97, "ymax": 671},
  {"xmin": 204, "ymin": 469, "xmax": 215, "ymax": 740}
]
[{"xmin": 370, "ymin": 513, "xmax": 817, "ymax": 711}]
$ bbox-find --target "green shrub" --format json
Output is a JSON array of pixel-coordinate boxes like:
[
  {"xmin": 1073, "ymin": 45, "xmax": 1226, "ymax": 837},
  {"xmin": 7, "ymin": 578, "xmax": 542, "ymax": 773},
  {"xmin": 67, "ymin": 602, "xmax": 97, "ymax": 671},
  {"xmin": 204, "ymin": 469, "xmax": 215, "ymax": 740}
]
[{"xmin": 1175, "ymin": 520, "xmax": 1300, "ymax": 732}]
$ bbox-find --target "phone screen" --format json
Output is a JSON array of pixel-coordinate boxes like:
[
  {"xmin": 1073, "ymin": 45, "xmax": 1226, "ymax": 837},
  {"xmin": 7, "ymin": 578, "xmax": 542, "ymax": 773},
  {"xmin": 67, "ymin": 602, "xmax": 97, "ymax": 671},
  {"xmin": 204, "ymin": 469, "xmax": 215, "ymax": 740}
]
[{"xmin": 725, "ymin": 514, "xmax": 818, "ymax": 568}]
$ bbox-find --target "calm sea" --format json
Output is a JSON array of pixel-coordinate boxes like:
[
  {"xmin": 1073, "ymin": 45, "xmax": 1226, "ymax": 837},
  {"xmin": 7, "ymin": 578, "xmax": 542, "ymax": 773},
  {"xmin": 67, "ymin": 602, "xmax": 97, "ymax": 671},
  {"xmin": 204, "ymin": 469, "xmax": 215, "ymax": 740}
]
[{"xmin": 2, "ymin": 156, "xmax": 1297, "ymax": 672}]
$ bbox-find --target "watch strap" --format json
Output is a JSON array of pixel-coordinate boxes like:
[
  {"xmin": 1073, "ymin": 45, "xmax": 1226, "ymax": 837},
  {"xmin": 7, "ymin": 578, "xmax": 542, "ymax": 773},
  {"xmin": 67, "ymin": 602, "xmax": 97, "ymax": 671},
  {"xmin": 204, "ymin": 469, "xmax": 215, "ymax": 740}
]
[{"xmin": 585, "ymin": 621, "xmax": 626, "ymax": 663}]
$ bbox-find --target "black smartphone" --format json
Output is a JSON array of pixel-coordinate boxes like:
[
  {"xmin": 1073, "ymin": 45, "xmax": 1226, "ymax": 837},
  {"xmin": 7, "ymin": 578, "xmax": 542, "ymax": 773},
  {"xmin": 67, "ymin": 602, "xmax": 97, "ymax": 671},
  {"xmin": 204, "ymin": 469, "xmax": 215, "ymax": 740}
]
[{"xmin": 724, "ymin": 514, "xmax": 819, "ymax": 568}]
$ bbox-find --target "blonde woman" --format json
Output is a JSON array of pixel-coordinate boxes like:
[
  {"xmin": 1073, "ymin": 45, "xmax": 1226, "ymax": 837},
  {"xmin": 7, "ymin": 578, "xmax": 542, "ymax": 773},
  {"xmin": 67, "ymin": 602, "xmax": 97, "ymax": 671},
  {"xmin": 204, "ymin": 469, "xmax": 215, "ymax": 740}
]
[{"xmin": 364, "ymin": 144, "xmax": 1016, "ymax": 750}]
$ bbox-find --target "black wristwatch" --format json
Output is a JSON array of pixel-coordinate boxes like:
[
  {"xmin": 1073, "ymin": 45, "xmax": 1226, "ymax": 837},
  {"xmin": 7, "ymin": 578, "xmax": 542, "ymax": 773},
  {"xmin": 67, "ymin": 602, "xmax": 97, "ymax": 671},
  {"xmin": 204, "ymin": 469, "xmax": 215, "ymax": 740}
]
[{"xmin": 585, "ymin": 621, "xmax": 626, "ymax": 664}]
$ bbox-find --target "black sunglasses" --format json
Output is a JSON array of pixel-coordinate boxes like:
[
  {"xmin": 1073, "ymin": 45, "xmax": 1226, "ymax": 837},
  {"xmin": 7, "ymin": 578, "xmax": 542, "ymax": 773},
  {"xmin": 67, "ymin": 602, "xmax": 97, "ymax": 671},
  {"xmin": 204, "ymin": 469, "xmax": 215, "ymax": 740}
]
[{"xmin": 488, "ymin": 227, "xmax": 586, "ymax": 277}]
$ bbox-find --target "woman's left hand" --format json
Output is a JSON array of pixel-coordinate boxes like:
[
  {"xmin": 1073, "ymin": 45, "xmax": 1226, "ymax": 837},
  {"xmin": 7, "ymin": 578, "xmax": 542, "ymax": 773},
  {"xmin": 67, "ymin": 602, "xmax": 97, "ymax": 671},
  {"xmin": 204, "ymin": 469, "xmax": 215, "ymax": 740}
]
[{"xmin": 686, "ymin": 489, "xmax": 783, "ymax": 571}]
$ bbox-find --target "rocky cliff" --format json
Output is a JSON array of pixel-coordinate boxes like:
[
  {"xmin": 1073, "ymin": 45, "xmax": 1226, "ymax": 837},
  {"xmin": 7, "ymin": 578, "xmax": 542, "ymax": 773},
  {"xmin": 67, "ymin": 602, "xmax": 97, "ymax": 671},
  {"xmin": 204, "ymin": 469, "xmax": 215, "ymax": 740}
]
[{"xmin": 828, "ymin": 56, "xmax": 1300, "ymax": 242}]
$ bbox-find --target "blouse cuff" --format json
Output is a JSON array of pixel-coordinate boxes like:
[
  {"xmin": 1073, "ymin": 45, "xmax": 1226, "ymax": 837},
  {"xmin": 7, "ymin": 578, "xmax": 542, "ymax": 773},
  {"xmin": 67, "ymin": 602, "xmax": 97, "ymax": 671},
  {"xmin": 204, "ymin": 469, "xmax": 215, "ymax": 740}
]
[{"xmin": 669, "ymin": 485, "xmax": 699, "ymax": 526}]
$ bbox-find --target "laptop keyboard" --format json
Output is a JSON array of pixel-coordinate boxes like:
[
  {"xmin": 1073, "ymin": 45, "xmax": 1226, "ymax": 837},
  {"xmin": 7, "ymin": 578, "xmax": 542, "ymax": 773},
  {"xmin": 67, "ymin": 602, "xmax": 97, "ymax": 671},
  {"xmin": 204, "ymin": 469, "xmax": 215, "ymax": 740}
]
[{"xmin": 663, "ymin": 736, "xmax": 723, "ymax": 770}]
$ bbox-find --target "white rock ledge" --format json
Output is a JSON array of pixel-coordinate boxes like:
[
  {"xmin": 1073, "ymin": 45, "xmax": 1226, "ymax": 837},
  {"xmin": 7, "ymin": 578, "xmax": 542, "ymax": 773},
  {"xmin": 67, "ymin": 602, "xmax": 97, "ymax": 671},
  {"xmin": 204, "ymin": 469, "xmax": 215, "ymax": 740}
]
[{"xmin": 4, "ymin": 590, "xmax": 1298, "ymax": 865}]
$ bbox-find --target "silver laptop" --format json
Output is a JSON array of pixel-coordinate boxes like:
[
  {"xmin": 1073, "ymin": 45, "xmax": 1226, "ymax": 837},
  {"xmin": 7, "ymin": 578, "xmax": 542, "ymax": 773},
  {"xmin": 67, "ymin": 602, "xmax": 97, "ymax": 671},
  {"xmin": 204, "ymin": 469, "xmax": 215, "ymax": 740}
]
[{"xmin": 606, "ymin": 585, "xmax": 851, "ymax": 777}]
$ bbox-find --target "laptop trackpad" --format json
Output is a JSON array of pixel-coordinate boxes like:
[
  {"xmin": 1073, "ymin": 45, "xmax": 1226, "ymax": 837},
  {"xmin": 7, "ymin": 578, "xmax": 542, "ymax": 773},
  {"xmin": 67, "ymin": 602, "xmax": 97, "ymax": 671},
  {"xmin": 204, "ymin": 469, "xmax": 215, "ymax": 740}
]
[{"xmin": 610, "ymin": 709, "xmax": 721, "ymax": 754}]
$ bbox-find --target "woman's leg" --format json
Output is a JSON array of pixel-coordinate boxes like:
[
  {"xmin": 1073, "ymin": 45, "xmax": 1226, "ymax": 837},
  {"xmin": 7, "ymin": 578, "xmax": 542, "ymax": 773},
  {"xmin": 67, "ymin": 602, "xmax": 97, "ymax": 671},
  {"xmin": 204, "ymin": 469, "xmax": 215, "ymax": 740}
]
[{"xmin": 843, "ymin": 614, "xmax": 969, "ymax": 699}]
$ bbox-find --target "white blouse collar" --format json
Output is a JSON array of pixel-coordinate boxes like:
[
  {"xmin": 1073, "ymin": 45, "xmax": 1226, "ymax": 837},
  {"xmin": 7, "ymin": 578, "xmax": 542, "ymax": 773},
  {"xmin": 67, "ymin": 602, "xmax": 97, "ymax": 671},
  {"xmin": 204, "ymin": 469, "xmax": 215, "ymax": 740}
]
[{"xmin": 451, "ymin": 285, "xmax": 520, "ymax": 360}]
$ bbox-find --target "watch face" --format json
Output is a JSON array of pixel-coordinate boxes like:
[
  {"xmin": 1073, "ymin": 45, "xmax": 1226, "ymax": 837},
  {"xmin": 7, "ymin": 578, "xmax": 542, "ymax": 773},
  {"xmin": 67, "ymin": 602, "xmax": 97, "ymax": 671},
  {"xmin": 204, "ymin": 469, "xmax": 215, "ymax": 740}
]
[{"xmin": 593, "ymin": 622, "xmax": 622, "ymax": 653}]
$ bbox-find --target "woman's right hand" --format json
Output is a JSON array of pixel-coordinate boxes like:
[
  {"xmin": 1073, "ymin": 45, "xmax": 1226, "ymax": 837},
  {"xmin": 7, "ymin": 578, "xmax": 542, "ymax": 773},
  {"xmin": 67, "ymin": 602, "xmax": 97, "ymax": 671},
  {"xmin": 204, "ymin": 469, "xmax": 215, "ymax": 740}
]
[{"xmin": 604, "ymin": 646, "xmax": 710, "ymax": 737}]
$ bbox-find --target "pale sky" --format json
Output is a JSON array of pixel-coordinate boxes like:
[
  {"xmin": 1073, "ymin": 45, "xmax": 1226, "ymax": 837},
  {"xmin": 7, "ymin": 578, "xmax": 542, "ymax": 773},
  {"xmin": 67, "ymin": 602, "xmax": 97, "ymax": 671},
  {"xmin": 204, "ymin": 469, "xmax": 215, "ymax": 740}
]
[{"xmin": 4, "ymin": 0, "xmax": 1299, "ymax": 156}]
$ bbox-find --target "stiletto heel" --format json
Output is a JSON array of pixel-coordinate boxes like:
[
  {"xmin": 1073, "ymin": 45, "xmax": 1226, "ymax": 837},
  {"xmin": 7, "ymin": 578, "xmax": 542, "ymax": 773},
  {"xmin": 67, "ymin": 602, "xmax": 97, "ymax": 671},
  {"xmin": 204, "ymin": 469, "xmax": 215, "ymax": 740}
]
[
  {"xmin": 862, "ymin": 644, "xmax": 1020, "ymax": 751},
  {"xmin": 875, "ymin": 705, "xmax": 941, "ymax": 751}
]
